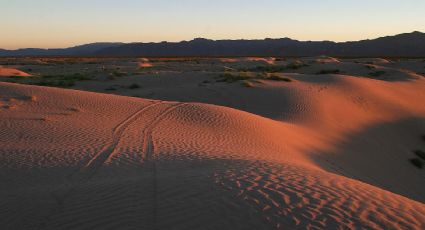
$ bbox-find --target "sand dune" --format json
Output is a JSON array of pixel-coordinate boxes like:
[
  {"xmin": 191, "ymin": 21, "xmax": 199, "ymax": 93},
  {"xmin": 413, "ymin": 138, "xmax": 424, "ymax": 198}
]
[
  {"xmin": 1, "ymin": 80, "xmax": 424, "ymax": 229},
  {"xmin": 0, "ymin": 66, "xmax": 31, "ymax": 77}
]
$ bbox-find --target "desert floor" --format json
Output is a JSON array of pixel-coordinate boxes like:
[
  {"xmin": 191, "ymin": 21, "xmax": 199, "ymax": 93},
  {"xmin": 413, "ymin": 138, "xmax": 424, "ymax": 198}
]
[{"xmin": 1, "ymin": 57, "xmax": 425, "ymax": 229}]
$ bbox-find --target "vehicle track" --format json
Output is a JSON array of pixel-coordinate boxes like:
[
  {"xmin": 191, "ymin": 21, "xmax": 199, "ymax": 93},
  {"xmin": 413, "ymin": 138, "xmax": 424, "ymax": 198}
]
[
  {"xmin": 139, "ymin": 102, "xmax": 189, "ymax": 229},
  {"xmin": 36, "ymin": 101, "xmax": 164, "ymax": 229}
]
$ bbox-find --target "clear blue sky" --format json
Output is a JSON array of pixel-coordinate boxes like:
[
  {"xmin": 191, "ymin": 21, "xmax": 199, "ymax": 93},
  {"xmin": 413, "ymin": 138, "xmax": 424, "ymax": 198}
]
[{"xmin": 1, "ymin": 0, "xmax": 424, "ymax": 49}]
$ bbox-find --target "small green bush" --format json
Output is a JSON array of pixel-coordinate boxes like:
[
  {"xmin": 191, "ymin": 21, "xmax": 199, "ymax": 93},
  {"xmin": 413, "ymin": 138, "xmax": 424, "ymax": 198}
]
[{"xmin": 410, "ymin": 158, "xmax": 424, "ymax": 169}]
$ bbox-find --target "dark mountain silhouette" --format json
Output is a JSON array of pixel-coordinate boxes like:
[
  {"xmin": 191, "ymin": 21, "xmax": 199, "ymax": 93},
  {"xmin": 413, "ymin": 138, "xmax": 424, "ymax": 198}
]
[
  {"xmin": 0, "ymin": 43, "xmax": 123, "ymax": 57},
  {"xmin": 1, "ymin": 32, "xmax": 424, "ymax": 57}
]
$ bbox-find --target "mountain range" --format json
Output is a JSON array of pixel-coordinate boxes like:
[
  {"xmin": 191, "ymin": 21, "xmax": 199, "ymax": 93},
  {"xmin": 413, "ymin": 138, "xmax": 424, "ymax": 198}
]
[{"xmin": 1, "ymin": 31, "xmax": 425, "ymax": 57}]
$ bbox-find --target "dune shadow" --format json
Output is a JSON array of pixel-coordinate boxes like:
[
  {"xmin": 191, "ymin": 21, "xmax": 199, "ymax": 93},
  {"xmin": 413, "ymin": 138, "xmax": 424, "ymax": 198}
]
[{"xmin": 311, "ymin": 117, "xmax": 425, "ymax": 203}]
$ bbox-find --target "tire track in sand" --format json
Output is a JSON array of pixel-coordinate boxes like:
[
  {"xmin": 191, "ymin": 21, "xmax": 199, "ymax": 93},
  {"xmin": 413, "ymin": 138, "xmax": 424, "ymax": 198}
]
[
  {"xmin": 139, "ymin": 102, "xmax": 189, "ymax": 230},
  {"xmin": 36, "ymin": 101, "xmax": 164, "ymax": 229}
]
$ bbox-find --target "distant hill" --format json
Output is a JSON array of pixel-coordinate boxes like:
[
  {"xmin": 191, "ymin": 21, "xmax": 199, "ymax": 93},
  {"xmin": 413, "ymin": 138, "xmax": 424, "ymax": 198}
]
[
  {"xmin": 0, "ymin": 43, "xmax": 124, "ymax": 57},
  {"xmin": 1, "ymin": 32, "xmax": 425, "ymax": 57}
]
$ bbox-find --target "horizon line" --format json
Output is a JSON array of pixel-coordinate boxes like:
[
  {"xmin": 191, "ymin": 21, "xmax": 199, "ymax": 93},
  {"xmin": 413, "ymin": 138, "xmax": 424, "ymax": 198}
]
[{"xmin": 1, "ymin": 31, "xmax": 423, "ymax": 51}]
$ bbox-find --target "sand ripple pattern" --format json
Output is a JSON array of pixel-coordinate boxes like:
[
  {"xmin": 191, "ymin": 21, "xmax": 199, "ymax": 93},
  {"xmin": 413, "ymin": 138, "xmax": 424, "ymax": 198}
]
[{"xmin": 214, "ymin": 160, "xmax": 425, "ymax": 230}]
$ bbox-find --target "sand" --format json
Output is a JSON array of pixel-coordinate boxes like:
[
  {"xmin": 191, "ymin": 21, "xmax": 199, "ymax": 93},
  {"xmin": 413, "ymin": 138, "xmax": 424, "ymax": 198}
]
[
  {"xmin": 0, "ymin": 57, "xmax": 425, "ymax": 229},
  {"xmin": 0, "ymin": 66, "xmax": 32, "ymax": 77}
]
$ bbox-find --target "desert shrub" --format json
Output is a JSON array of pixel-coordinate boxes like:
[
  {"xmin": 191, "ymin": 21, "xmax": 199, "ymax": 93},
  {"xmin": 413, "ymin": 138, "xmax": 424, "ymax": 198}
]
[
  {"xmin": 112, "ymin": 71, "xmax": 128, "ymax": 77},
  {"xmin": 250, "ymin": 65, "xmax": 287, "ymax": 73},
  {"xmin": 31, "ymin": 80, "xmax": 74, "ymax": 88},
  {"xmin": 105, "ymin": 86, "xmax": 117, "ymax": 91},
  {"xmin": 268, "ymin": 75, "xmax": 292, "ymax": 82},
  {"xmin": 286, "ymin": 62, "xmax": 309, "ymax": 70},
  {"xmin": 413, "ymin": 150, "xmax": 425, "ymax": 161},
  {"xmin": 107, "ymin": 74, "xmax": 116, "ymax": 80},
  {"xmin": 369, "ymin": 71, "xmax": 386, "ymax": 77},
  {"xmin": 31, "ymin": 73, "xmax": 92, "ymax": 88},
  {"xmin": 216, "ymin": 73, "xmax": 251, "ymax": 83},
  {"xmin": 410, "ymin": 158, "xmax": 424, "ymax": 169},
  {"xmin": 128, "ymin": 83, "xmax": 141, "ymax": 89},
  {"xmin": 42, "ymin": 73, "xmax": 92, "ymax": 81},
  {"xmin": 316, "ymin": 69, "xmax": 341, "ymax": 75}
]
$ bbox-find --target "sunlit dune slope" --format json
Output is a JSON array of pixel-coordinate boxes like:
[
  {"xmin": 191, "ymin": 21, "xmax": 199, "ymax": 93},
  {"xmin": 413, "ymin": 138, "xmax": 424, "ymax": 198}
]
[
  {"xmin": 0, "ymin": 82, "xmax": 424, "ymax": 229},
  {"xmin": 0, "ymin": 66, "xmax": 31, "ymax": 77}
]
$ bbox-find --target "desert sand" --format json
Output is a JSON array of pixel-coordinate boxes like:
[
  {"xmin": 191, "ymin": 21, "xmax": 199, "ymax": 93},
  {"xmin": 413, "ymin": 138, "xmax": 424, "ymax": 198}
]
[
  {"xmin": 1, "ymin": 57, "xmax": 425, "ymax": 229},
  {"xmin": 0, "ymin": 66, "xmax": 31, "ymax": 77}
]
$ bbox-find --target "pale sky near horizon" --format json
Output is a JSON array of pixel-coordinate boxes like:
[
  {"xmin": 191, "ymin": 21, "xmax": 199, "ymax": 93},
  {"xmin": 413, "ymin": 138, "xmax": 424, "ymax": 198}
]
[{"xmin": 1, "ymin": 0, "xmax": 424, "ymax": 49}]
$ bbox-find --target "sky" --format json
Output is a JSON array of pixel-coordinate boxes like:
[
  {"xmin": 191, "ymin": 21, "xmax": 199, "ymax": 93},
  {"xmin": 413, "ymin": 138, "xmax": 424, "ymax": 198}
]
[{"xmin": 1, "ymin": 0, "xmax": 424, "ymax": 49}]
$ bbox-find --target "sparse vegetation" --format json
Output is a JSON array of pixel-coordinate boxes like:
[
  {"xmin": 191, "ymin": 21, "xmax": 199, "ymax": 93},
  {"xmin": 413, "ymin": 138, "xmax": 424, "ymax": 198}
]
[
  {"xmin": 316, "ymin": 69, "xmax": 341, "ymax": 75},
  {"xmin": 216, "ymin": 73, "xmax": 251, "ymax": 83},
  {"xmin": 107, "ymin": 75, "xmax": 116, "ymax": 80},
  {"xmin": 32, "ymin": 80, "xmax": 75, "ymax": 88},
  {"xmin": 409, "ymin": 158, "xmax": 424, "ymax": 169},
  {"xmin": 105, "ymin": 86, "xmax": 117, "ymax": 91},
  {"xmin": 29, "ymin": 73, "xmax": 93, "ymax": 88},
  {"xmin": 245, "ymin": 63, "xmax": 308, "ymax": 73},
  {"xmin": 369, "ymin": 71, "xmax": 386, "ymax": 77},
  {"xmin": 112, "ymin": 70, "xmax": 128, "ymax": 77},
  {"xmin": 286, "ymin": 62, "xmax": 309, "ymax": 70},
  {"xmin": 250, "ymin": 65, "xmax": 287, "ymax": 73},
  {"xmin": 42, "ymin": 73, "xmax": 92, "ymax": 81},
  {"xmin": 216, "ymin": 72, "xmax": 293, "ymax": 85}
]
